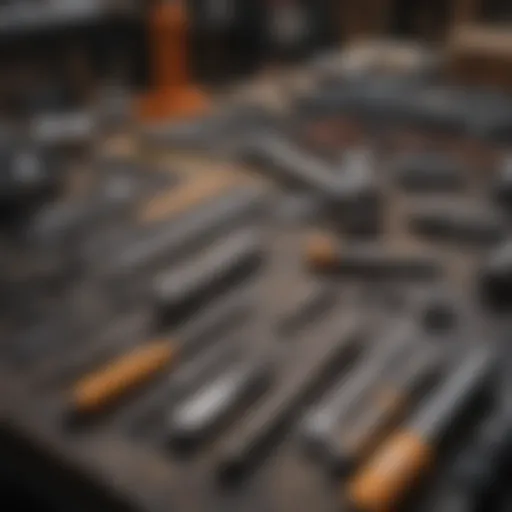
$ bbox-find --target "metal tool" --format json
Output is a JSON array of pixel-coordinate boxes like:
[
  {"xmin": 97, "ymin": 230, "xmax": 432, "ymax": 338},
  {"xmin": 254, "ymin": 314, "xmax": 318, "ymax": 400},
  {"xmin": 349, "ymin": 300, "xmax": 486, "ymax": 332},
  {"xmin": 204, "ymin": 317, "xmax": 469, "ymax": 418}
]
[
  {"xmin": 326, "ymin": 345, "xmax": 442, "ymax": 475},
  {"xmin": 347, "ymin": 349, "xmax": 495, "ymax": 512},
  {"xmin": 394, "ymin": 152, "xmax": 466, "ymax": 192},
  {"xmin": 408, "ymin": 201, "xmax": 506, "ymax": 246},
  {"xmin": 153, "ymin": 227, "xmax": 264, "ymax": 326},
  {"xmin": 276, "ymin": 281, "xmax": 336, "ymax": 338},
  {"xmin": 305, "ymin": 233, "xmax": 443, "ymax": 280},
  {"xmin": 68, "ymin": 283, "xmax": 254, "ymax": 418},
  {"xmin": 300, "ymin": 321, "xmax": 415, "ymax": 460},
  {"xmin": 216, "ymin": 313, "xmax": 368, "ymax": 478},
  {"xmin": 168, "ymin": 355, "xmax": 274, "ymax": 447}
]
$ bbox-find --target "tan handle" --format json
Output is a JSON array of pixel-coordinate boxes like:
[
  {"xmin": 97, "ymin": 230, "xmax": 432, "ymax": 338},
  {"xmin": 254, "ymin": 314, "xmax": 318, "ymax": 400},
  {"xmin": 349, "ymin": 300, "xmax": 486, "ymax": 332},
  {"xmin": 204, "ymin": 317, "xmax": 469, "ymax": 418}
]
[
  {"xmin": 139, "ymin": 173, "xmax": 239, "ymax": 224},
  {"xmin": 346, "ymin": 431, "xmax": 433, "ymax": 512},
  {"xmin": 72, "ymin": 341, "xmax": 175, "ymax": 415}
]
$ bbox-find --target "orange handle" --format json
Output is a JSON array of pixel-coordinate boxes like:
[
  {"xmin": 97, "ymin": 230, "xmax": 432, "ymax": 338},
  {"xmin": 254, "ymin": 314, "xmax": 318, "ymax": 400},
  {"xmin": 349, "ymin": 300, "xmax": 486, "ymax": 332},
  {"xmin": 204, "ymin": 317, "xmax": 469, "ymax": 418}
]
[
  {"xmin": 72, "ymin": 341, "xmax": 176, "ymax": 415},
  {"xmin": 346, "ymin": 431, "xmax": 433, "ymax": 512}
]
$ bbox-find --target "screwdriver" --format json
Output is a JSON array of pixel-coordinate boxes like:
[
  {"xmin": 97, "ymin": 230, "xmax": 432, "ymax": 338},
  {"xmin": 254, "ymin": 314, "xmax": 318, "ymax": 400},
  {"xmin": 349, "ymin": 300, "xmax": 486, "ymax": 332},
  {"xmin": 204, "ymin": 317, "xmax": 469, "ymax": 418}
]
[
  {"xmin": 305, "ymin": 233, "xmax": 442, "ymax": 280},
  {"xmin": 153, "ymin": 227, "xmax": 264, "ymax": 326},
  {"xmin": 168, "ymin": 354, "xmax": 275, "ymax": 448},
  {"xmin": 216, "ymin": 313, "xmax": 368, "ymax": 478},
  {"xmin": 101, "ymin": 184, "xmax": 267, "ymax": 281},
  {"xmin": 116, "ymin": 328, "xmax": 245, "ymax": 439},
  {"xmin": 408, "ymin": 201, "xmax": 506, "ymax": 246},
  {"xmin": 68, "ymin": 283, "xmax": 254, "ymax": 418},
  {"xmin": 346, "ymin": 349, "xmax": 495, "ymax": 512},
  {"xmin": 326, "ymin": 345, "xmax": 442, "ymax": 475},
  {"xmin": 106, "ymin": 298, "xmax": 255, "ymax": 437},
  {"xmin": 299, "ymin": 321, "xmax": 415, "ymax": 460}
]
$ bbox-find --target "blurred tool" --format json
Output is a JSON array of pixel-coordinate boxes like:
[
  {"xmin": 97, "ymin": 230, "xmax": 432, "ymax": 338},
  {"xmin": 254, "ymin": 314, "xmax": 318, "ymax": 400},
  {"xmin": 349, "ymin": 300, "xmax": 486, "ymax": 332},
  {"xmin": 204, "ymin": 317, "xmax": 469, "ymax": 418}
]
[
  {"xmin": 101, "ymin": 185, "xmax": 266, "ymax": 285},
  {"xmin": 326, "ymin": 345, "xmax": 442, "ymax": 475},
  {"xmin": 138, "ymin": 173, "xmax": 239, "ymax": 226},
  {"xmin": 276, "ymin": 281, "xmax": 335, "ymax": 338},
  {"xmin": 153, "ymin": 228, "xmax": 264, "ymax": 326},
  {"xmin": 69, "ymin": 281, "xmax": 254, "ymax": 418},
  {"xmin": 241, "ymin": 134, "xmax": 339, "ymax": 196},
  {"xmin": 168, "ymin": 354, "xmax": 274, "ymax": 447},
  {"xmin": 347, "ymin": 349, "xmax": 494, "ymax": 512},
  {"xmin": 217, "ymin": 314, "xmax": 367, "ymax": 478},
  {"xmin": 394, "ymin": 152, "xmax": 466, "ymax": 192},
  {"xmin": 136, "ymin": 0, "xmax": 209, "ymax": 123},
  {"xmin": 305, "ymin": 233, "xmax": 442, "ymax": 280},
  {"xmin": 71, "ymin": 340, "xmax": 174, "ymax": 418},
  {"xmin": 408, "ymin": 201, "xmax": 506, "ymax": 246},
  {"xmin": 300, "ymin": 321, "xmax": 413, "ymax": 461}
]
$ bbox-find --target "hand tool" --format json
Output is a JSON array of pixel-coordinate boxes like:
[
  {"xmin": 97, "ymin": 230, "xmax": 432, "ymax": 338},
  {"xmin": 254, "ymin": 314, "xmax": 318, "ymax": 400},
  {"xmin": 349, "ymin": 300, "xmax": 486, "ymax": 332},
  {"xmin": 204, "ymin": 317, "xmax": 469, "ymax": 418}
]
[
  {"xmin": 153, "ymin": 227, "xmax": 264, "ymax": 326},
  {"xmin": 305, "ymin": 233, "xmax": 443, "ymax": 280},
  {"xmin": 276, "ymin": 281, "xmax": 335, "ymax": 338},
  {"xmin": 168, "ymin": 354, "xmax": 274, "ymax": 448},
  {"xmin": 408, "ymin": 201, "xmax": 506, "ymax": 246},
  {"xmin": 67, "ymin": 283, "xmax": 254, "ymax": 418},
  {"xmin": 346, "ymin": 348, "xmax": 495, "ymax": 512},
  {"xmin": 100, "ymin": 184, "xmax": 267, "ymax": 282},
  {"xmin": 326, "ymin": 345, "xmax": 442, "ymax": 475},
  {"xmin": 394, "ymin": 152, "xmax": 466, "ymax": 192},
  {"xmin": 216, "ymin": 313, "xmax": 368, "ymax": 478},
  {"xmin": 299, "ymin": 321, "xmax": 415, "ymax": 461}
]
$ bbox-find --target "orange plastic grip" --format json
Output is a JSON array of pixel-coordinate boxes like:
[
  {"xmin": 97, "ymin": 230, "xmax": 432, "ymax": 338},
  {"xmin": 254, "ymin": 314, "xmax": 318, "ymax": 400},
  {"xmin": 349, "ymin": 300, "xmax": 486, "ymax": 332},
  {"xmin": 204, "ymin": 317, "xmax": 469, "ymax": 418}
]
[
  {"xmin": 346, "ymin": 431, "xmax": 433, "ymax": 512},
  {"xmin": 72, "ymin": 341, "xmax": 175, "ymax": 415}
]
